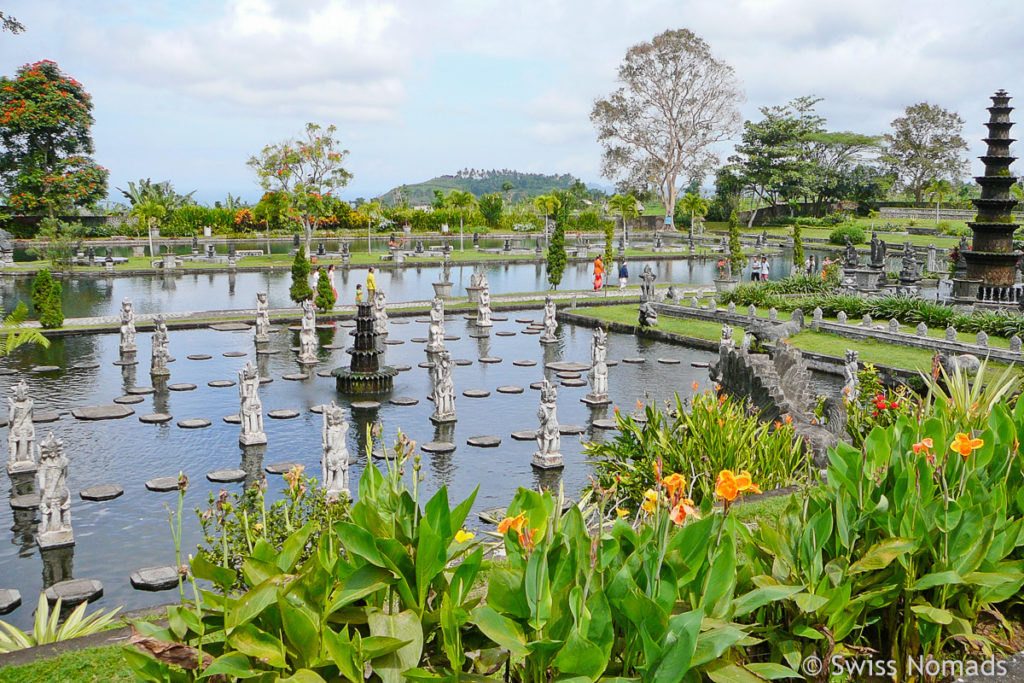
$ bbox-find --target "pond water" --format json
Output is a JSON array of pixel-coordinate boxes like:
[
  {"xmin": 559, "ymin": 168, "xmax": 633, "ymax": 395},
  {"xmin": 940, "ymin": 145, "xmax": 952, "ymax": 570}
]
[{"xmin": 0, "ymin": 311, "xmax": 841, "ymax": 627}]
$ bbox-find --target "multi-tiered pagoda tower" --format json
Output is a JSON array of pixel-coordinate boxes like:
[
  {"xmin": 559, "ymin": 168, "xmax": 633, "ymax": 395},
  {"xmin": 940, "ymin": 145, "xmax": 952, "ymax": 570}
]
[
  {"xmin": 956, "ymin": 90, "xmax": 1021, "ymax": 304},
  {"xmin": 332, "ymin": 301, "xmax": 397, "ymax": 393}
]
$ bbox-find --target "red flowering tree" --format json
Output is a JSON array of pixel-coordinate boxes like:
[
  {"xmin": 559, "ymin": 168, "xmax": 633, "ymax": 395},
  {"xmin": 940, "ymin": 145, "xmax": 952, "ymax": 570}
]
[
  {"xmin": 247, "ymin": 122, "xmax": 352, "ymax": 254},
  {"xmin": 0, "ymin": 60, "xmax": 108, "ymax": 218}
]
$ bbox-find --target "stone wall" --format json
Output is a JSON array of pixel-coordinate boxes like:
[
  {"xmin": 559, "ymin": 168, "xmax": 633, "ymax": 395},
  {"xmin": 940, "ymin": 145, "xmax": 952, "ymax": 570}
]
[{"xmin": 879, "ymin": 207, "xmax": 1024, "ymax": 221}]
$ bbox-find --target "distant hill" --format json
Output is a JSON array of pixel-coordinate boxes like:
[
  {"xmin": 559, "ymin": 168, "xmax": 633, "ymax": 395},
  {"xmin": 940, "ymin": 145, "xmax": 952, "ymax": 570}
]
[{"xmin": 379, "ymin": 170, "xmax": 581, "ymax": 206}]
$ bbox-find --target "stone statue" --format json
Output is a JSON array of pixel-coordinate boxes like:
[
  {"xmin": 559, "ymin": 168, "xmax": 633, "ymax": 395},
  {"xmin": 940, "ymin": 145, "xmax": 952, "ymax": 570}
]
[
  {"xmin": 469, "ymin": 268, "xmax": 483, "ymax": 289},
  {"xmin": 254, "ymin": 291, "xmax": 270, "ymax": 343},
  {"xmin": 900, "ymin": 242, "xmax": 921, "ymax": 281},
  {"xmin": 321, "ymin": 401, "xmax": 350, "ymax": 498},
  {"xmin": 372, "ymin": 289, "xmax": 388, "ymax": 336},
  {"xmin": 298, "ymin": 298, "xmax": 318, "ymax": 364},
  {"xmin": 540, "ymin": 296, "xmax": 558, "ymax": 343},
  {"xmin": 7, "ymin": 380, "xmax": 36, "ymax": 474},
  {"xmin": 843, "ymin": 349, "xmax": 859, "ymax": 402},
  {"xmin": 638, "ymin": 302, "xmax": 659, "ymax": 328},
  {"xmin": 476, "ymin": 282, "xmax": 493, "ymax": 327},
  {"xmin": 584, "ymin": 327, "xmax": 610, "ymax": 405},
  {"xmin": 430, "ymin": 351, "xmax": 456, "ymax": 423},
  {"xmin": 119, "ymin": 299, "xmax": 137, "ymax": 354},
  {"xmin": 719, "ymin": 324, "xmax": 734, "ymax": 351},
  {"xmin": 238, "ymin": 361, "xmax": 266, "ymax": 446},
  {"xmin": 532, "ymin": 379, "xmax": 562, "ymax": 469},
  {"xmin": 191, "ymin": 235, "xmax": 199, "ymax": 253},
  {"xmin": 36, "ymin": 432, "xmax": 72, "ymax": 548},
  {"xmin": 427, "ymin": 297, "xmax": 446, "ymax": 352},
  {"xmin": 150, "ymin": 316, "xmax": 171, "ymax": 377},
  {"xmin": 869, "ymin": 232, "xmax": 887, "ymax": 269},
  {"xmin": 639, "ymin": 264, "xmax": 657, "ymax": 302},
  {"xmin": 843, "ymin": 235, "xmax": 859, "ymax": 268}
]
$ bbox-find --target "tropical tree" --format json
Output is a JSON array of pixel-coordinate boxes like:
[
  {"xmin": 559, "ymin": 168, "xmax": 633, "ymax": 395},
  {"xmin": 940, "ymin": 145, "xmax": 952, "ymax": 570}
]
[
  {"xmin": 547, "ymin": 201, "xmax": 568, "ymax": 289},
  {"xmin": 925, "ymin": 178, "xmax": 953, "ymax": 224},
  {"xmin": 607, "ymin": 193, "xmax": 640, "ymax": 247},
  {"xmin": 501, "ymin": 181, "xmax": 514, "ymax": 202},
  {"xmin": 0, "ymin": 60, "xmax": 108, "ymax": 218},
  {"xmin": 289, "ymin": 246, "xmax": 312, "ymax": 302},
  {"xmin": 117, "ymin": 179, "xmax": 195, "ymax": 210},
  {"xmin": 1, "ymin": 302, "xmax": 48, "ymax": 356},
  {"xmin": 445, "ymin": 189, "xmax": 475, "ymax": 250},
  {"xmin": 533, "ymin": 194, "xmax": 561, "ymax": 243},
  {"xmin": 678, "ymin": 192, "xmax": 710, "ymax": 242},
  {"xmin": 131, "ymin": 198, "xmax": 166, "ymax": 258},
  {"xmin": 727, "ymin": 210, "xmax": 744, "ymax": 276},
  {"xmin": 477, "ymin": 192, "xmax": 502, "ymax": 228},
  {"xmin": 315, "ymin": 267, "xmax": 336, "ymax": 313},
  {"xmin": 359, "ymin": 200, "xmax": 383, "ymax": 252},
  {"xmin": 882, "ymin": 102, "xmax": 968, "ymax": 202},
  {"xmin": 591, "ymin": 29, "xmax": 742, "ymax": 225}
]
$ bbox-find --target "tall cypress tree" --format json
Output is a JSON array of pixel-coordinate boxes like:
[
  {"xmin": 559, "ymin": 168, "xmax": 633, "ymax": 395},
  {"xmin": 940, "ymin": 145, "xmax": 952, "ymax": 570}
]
[
  {"xmin": 792, "ymin": 223, "xmax": 804, "ymax": 270},
  {"xmin": 546, "ymin": 202, "xmax": 568, "ymax": 289},
  {"xmin": 289, "ymin": 246, "xmax": 313, "ymax": 302},
  {"xmin": 315, "ymin": 269, "xmax": 336, "ymax": 312},
  {"xmin": 728, "ymin": 210, "xmax": 744, "ymax": 277}
]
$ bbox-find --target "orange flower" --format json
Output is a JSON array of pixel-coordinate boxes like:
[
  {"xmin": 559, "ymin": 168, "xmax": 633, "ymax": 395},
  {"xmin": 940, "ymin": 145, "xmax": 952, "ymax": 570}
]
[
  {"xmin": 734, "ymin": 470, "xmax": 761, "ymax": 494},
  {"xmin": 497, "ymin": 512, "xmax": 528, "ymax": 535},
  {"xmin": 774, "ymin": 420, "xmax": 782, "ymax": 430},
  {"xmin": 691, "ymin": 381, "xmax": 699, "ymax": 391},
  {"xmin": 715, "ymin": 470, "xmax": 739, "ymax": 502},
  {"xmin": 517, "ymin": 527, "xmax": 537, "ymax": 549},
  {"xmin": 912, "ymin": 438, "xmax": 933, "ymax": 455},
  {"xmin": 669, "ymin": 498, "xmax": 699, "ymax": 525},
  {"xmin": 950, "ymin": 432, "xmax": 984, "ymax": 459},
  {"xmin": 636, "ymin": 399, "xmax": 644, "ymax": 411},
  {"xmin": 784, "ymin": 414, "xmax": 793, "ymax": 425},
  {"xmin": 662, "ymin": 472, "xmax": 686, "ymax": 501}
]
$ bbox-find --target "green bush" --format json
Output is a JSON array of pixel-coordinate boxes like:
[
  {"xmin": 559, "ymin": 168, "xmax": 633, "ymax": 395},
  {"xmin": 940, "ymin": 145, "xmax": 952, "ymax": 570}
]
[
  {"xmin": 39, "ymin": 281, "xmax": 63, "ymax": 329},
  {"xmin": 315, "ymin": 268, "xmax": 336, "ymax": 313},
  {"xmin": 728, "ymin": 210, "xmax": 744, "ymax": 275},
  {"xmin": 289, "ymin": 246, "xmax": 312, "ymax": 302},
  {"xmin": 546, "ymin": 203, "xmax": 567, "ymax": 288},
  {"xmin": 828, "ymin": 224, "xmax": 865, "ymax": 245},
  {"xmin": 31, "ymin": 269, "xmax": 53, "ymax": 315}
]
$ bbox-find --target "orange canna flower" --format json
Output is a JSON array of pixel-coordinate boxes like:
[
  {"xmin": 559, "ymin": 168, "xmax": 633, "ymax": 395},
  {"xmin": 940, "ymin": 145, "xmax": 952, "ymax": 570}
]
[
  {"xmin": 497, "ymin": 512, "xmax": 528, "ymax": 535},
  {"xmin": 669, "ymin": 497, "xmax": 699, "ymax": 525},
  {"xmin": 662, "ymin": 472, "xmax": 686, "ymax": 500},
  {"xmin": 517, "ymin": 527, "xmax": 538, "ymax": 549},
  {"xmin": 784, "ymin": 414, "xmax": 793, "ymax": 425},
  {"xmin": 691, "ymin": 381, "xmax": 700, "ymax": 391},
  {"xmin": 715, "ymin": 470, "xmax": 739, "ymax": 502},
  {"xmin": 734, "ymin": 470, "xmax": 761, "ymax": 494},
  {"xmin": 636, "ymin": 399, "xmax": 644, "ymax": 411},
  {"xmin": 774, "ymin": 420, "xmax": 782, "ymax": 430},
  {"xmin": 912, "ymin": 438, "xmax": 933, "ymax": 455},
  {"xmin": 950, "ymin": 432, "xmax": 984, "ymax": 459}
]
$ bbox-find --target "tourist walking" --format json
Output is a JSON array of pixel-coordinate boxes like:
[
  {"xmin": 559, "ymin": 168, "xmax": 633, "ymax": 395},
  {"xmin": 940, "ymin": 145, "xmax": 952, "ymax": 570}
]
[
  {"xmin": 749, "ymin": 255, "xmax": 761, "ymax": 282},
  {"xmin": 312, "ymin": 266, "xmax": 321, "ymax": 289},
  {"xmin": 366, "ymin": 267, "xmax": 377, "ymax": 295},
  {"xmin": 327, "ymin": 264, "xmax": 337, "ymax": 299},
  {"xmin": 355, "ymin": 283, "xmax": 363, "ymax": 303},
  {"xmin": 760, "ymin": 256, "xmax": 770, "ymax": 282},
  {"xmin": 593, "ymin": 255, "xmax": 604, "ymax": 290},
  {"xmin": 618, "ymin": 261, "xmax": 629, "ymax": 289}
]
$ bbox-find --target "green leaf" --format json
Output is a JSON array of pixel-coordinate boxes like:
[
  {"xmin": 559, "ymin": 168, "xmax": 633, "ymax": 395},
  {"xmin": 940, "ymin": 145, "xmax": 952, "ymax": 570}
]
[
  {"xmin": 746, "ymin": 662, "xmax": 803, "ymax": 680},
  {"xmin": 911, "ymin": 604, "xmax": 953, "ymax": 625},
  {"xmin": 334, "ymin": 521, "xmax": 386, "ymax": 566},
  {"xmin": 472, "ymin": 605, "xmax": 530, "ymax": 659},
  {"xmin": 277, "ymin": 670, "xmax": 327, "ymax": 683},
  {"xmin": 648, "ymin": 609, "xmax": 702, "ymax": 683},
  {"xmin": 911, "ymin": 571, "xmax": 964, "ymax": 591},
  {"xmin": 793, "ymin": 593, "xmax": 829, "ymax": 613},
  {"xmin": 705, "ymin": 661, "xmax": 768, "ymax": 683},
  {"xmin": 552, "ymin": 628, "xmax": 606, "ymax": 679},
  {"xmin": 322, "ymin": 628, "xmax": 362, "ymax": 683},
  {"xmin": 279, "ymin": 596, "xmax": 320, "ymax": 667},
  {"xmin": 849, "ymin": 538, "xmax": 916, "ymax": 574},
  {"xmin": 190, "ymin": 553, "xmax": 237, "ymax": 590},
  {"xmin": 198, "ymin": 652, "xmax": 259, "ymax": 679},
  {"xmin": 791, "ymin": 624, "xmax": 825, "ymax": 640},
  {"xmin": 327, "ymin": 564, "xmax": 394, "ymax": 613},
  {"xmin": 415, "ymin": 517, "xmax": 446, "ymax": 608},
  {"xmin": 367, "ymin": 609, "xmax": 424, "ymax": 683},
  {"xmin": 226, "ymin": 580, "xmax": 279, "ymax": 630},
  {"xmin": 361, "ymin": 635, "xmax": 412, "ymax": 659},
  {"xmin": 227, "ymin": 623, "xmax": 287, "ymax": 668},
  {"xmin": 731, "ymin": 585, "xmax": 803, "ymax": 617},
  {"xmin": 277, "ymin": 521, "xmax": 316, "ymax": 572}
]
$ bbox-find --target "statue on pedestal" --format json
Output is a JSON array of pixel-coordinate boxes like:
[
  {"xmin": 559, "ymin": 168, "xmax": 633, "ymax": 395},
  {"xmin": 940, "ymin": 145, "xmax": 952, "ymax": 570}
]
[
  {"xmin": 321, "ymin": 401, "xmax": 350, "ymax": 498},
  {"xmin": 639, "ymin": 264, "xmax": 657, "ymax": 302},
  {"xmin": 238, "ymin": 361, "xmax": 266, "ymax": 446},
  {"xmin": 298, "ymin": 299, "xmax": 317, "ymax": 364},
  {"xmin": 532, "ymin": 379, "xmax": 562, "ymax": 469},
  {"xmin": 430, "ymin": 352, "xmax": 456, "ymax": 423},
  {"xmin": 843, "ymin": 235, "xmax": 859, "ymax": 268},
  {"xmin": 477, "ymin": 279, "xmax": 493, "ymax": 327},
  {"xmin": 150, "ymin": 316, "xmax": 171, "ymax": 377},
  {"xmin": 584, "ymin": 327, "xmax": 610, "ymax": 404},
  {"xmin": 254, "ymin": 291, "xmax": 270, "ymax": 343},
  {"xmin": 843, "ymin": 349, "xmax": 859, "ymax": 402},
  {"xmin": 427, "ymin": 297, "xmax": 446, "ymax": 352},
  {"xmin": 540, "ymin": 296, "xmax": 558, "ymax": 344},
  {"xmin": 7, "ymin": 380, "xmax": 35, "ymax": 474},
  {"xmin": 869, "ymin": 232, "xmax": 887, "ymax": 269},
  {"xmin": 372, "ymin": 290, "xmax": 388, "ymax": 336},
  {"xmin": 119, "ymin": 299, "xmax": 136, "ymax": 354},
  {"xmin": 36, "ymin": 433, "xmax": 72, "ymax": 548}
]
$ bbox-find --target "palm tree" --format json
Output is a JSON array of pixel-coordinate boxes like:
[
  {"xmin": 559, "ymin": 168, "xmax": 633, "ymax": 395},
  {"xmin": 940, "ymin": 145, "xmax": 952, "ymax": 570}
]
[
  {"xmin": 361, "ymin": 201, "xmax": 383, "ymax": 252},
  {"xmin": 1, "ymin": 302, "xmax": 49, "ymax": 356},
  {"xmin": 607, "ymin": 194, "xmax": 639, "ymax": 248},
  {"xmin": 924, "ymin": 179, "xmax": 953, "ymax": 225},
  {"xmin": 445, "ymin": 190, "xmax": 476, "ymax": 251},
  {"xmin": 678, "ymin": 193, "xmax": 710, "ymax": 243},
  {"xmin": 501, "ymin": 181, "xmax": 514, "ymax": 203},
  {"xmin": 533, "ymin": 194, "xmax": 561, "ymax": 245},
  {"xmin": 131, "ymin": 198, "xmax": 167, "ymax": 259}
]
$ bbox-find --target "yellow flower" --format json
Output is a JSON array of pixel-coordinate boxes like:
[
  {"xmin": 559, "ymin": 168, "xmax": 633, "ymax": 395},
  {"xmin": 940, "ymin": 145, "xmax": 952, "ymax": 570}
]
[
  {"xmin": 254, "ymin": 523, "xmax": 263, "ymax": 532},
  {"xmin": 615, "ymin": 508, "xmax": 629, "ymax": 518},
  {"xmin": 669, "ymin": 498, "xmax": 699, "ymax": 525},
  {"xmin": 950, "ymin": 432, "xmax": 984, "ymax": 459},
  {"xmin": 454, "ymin": 529, "xmax": 475, "ymax": 543},
  {"xmin": 641, "ymin": 488, "xmax": 659, "ymax": 514}
]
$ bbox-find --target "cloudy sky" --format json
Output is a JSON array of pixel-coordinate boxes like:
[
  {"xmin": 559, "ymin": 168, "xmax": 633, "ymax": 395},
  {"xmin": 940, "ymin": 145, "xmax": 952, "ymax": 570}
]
[{"xmin": 3, "ymin": 0, "xmax": 1022, "ymax": 203}]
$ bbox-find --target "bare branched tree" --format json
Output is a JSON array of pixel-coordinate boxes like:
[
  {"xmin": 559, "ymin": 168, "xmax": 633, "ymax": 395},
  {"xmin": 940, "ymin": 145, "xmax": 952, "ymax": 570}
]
[{"xmin": 591, "ymin": 29, "xmax": 743, "ymax": 228}]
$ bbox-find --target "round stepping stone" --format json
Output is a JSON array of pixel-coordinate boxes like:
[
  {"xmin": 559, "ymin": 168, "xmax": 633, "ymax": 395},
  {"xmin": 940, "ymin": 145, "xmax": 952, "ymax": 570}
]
[
  {"xmin": 32, "ymin": 412, "xmax": 60, "ymax": 423},
  {"xmin": 259, "ymin": 377, "xmax": 273, "ymax": 384},
  {"xmin": 479, "ymin": 356, "xmax": 502, "ymax": 364},
  {"xmin": 421, "ymin": 441, "xmax": 456, "ymax": 454},
  {"xmin": 340, "ymin": 321, "xmax": 357, "ymax": 327},
  {"xmin": 316, "ymin": 323, "xmax": 334, "ymax": 330},
  {"xmin": 130, "ymin": 566, "xmax": 180, "ymax": 592},
  {"xmin": 372, "ymin": 448, "xmax": 397, "ymax": 460},
  {"xmin": 127, "ymin": 386, "xmax": 155, "ymax": 395},
  {"xmin": 113, "ymin": 395, "xmax": 144, "ymax": 405},
  {"xmin": 454, "ymin": 359, "xmax": 473, "ymax": 366},
  {"xmin": 513, "ymin": 359, "xmax": 537, "ymax": 367},
  {"xmin": 394, "ymin": 364, "xmax": 411, "ymax": 372},
  {"xmin": 9, "ymin": 494, "xmax": 39, "ymax": 510},
  {"xmin": 282, "ymin": 373, "xmax": 309, "ymax": 381},
  {"xmin": 223, "ymin": 414, "xmax": 240, "ymax": 424},
  {"xmin": 72, "ymin": 362, "xmax": 99, "ymax": 370},
  {"xmin": 177, "ymin": 418, "xmax": 211, "ymax": 429},
  {"xmin": 606, "ymin": 360, "xmax": 619, "ymax": 367},
  {"xmin": 691, "ymin": 361, "xmax": 710, "ymax": 368},
  {"xmin": 268, "ymin": 409, "xmax": 300, "ymax": 419},
  {"xmin": 467, "ymin": 436, "xmax": 501, "ymax": 448},
  {"xmin": 289, "ymin": 346, "xmax": 301, "ymax": 352},
  {"xmin": 463, "ymin": 389, "xmax": 490, "ymax": 398},
  {"xmin": 140, "ymin": 413, "xmax": 173, "ymax": 424},
  {"xmin": 464, "ymin": 314, "xmax": 478, "ymax": 320},
  {"xmin": 561, "ymin": 379, "xmax": 587, "ymax": 388},
  {"xmin": 390, "ymin": 397, "xmax": 419, "ymax": 406},
  {"xmin": 351, "ymin": 400, "xmax": 381, "ymax": 410},
  {"xmin": 265, "ymin": 462, "xmax": 300, "ymax": 475},
  {"xmin": 592, "ymin": 419, "xmax": 619, "ymax": 430},
  {"xmin": 529, "ymin": 382, "xmax": 545, "ymax": 390},
  {"xmin": 469, "ymin": 333, "xmax": 489, "ymax": 339},
  {"xmin": 112, "ymin": 359, "xmax": 138, "ymax": 366},
  {"xmin": 80, "ymin": 484, "xmax": 124, "ymax": 501},
  {"xmin": 256, "ymin": 348, "xmax": 280, "ymax": 355},
  {"xmin": 72, "ymin": 404, "xmax": 135, "ymax": 420},
  {"xmin": 559, "ymin": 424, "xmax": 585, "ymax": 435},
  {"xmin": 522, "ymin": 329, "xmax": 541, "ymax": 335},
  {"xmin": 323, "ymin": 343, "xmax": 345, "ymax": 350},
  {"xmin": 415, "ymin": 318, "xmax": 431, "ymax": 323},
  {"xmin": 556, "ymin": 371, "xmax": 581, "ymax": 379},
  {"xmin": 515, "ymin": 318, "xmax": 534, "ymax": 324},
  {"xmin": 146, "ymin": 476, "xmax": 181, "ymax": 492},
  {"xmin": 223, "ymin": 351, "xmax": 248, "ymax": 358},
  {"xmin": 0, "ymin": 368, "xmax": 15, "ymax": 376},
  {"xmin": 622, "ymin": 357, "xmax": 645, "ymax": 364},
  {"xmin": 168, "ymin": 383, "xmax": 197, "ymax": 391},
  {"xmin": 315, "ymin": 369, "xmax": 333, "ymax": 377},
  {"xmin": 411, "ymin": 337, "xmax": 428, "ymax": 343},
  {"xmin": 491, "ymin": 316, "xmax": 508, "ymax": 322},
  {"xmin": 33, "ymin": 365, "xmax": 60, "ymax": 373},
  {"xmin": 208, "ymin": 380, "xmax": 236, "ymax": 388},
  {"xmin": 309, "ymin": 404, "xmax": 326, "ymax": 414},
  {"xmin": 45, "ymin": 579, "xmax": 102, "ymax": 606},
  {"xmin": 497, "ymin": 385, "xmax": 524, "ymax": 394},
  {"xmin": 187, "ymin": 354, "xmax": 212, "ymax": 360},
  {"xmin": 496, "ymin": 331, "xmax": 516, "ymax": 337},
  {"xmin": 418, "ymin": 361, "xmax": 435, "ymax": 369},
  {"xmin": 0, "ymin": 589, "xmax": 21, "ymax": 615},
  {"xmin": 657, "ymin": 358, "xmax": 680, "ymax": 365},
  {"xmin": 511, "ymin": 429, "xmax": 537, "ymax": 441},
  {"xmin": 207, "ymin": 469, "xmax": 246, "ymax": 483},
  {"xmin": 209, "ymin": 322, "xmax": 251, "ymax": 331},
  {"xmin": 384, "ymin": 339, "xmax": 404, "ymax": 345},
  {"xmin": 546, "ymin": 361, "xmax": 590, "ymax": 372},
  {"xmin": 0, "ymin": 418, "xmax": 6, "ymax": 428},
  {"xmin": 392, "ymin": 320, "xmax": 410, "ymax": 325}
]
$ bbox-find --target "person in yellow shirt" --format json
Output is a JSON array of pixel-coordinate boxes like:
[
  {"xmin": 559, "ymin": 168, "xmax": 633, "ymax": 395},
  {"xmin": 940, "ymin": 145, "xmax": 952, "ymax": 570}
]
[
  {"xmin": 355, "ymin": 284, "xmax": 363, "ymax": 303},
  {"xmin": 366, "ymin": 267, "xmax": 377, "ymax": 295}
]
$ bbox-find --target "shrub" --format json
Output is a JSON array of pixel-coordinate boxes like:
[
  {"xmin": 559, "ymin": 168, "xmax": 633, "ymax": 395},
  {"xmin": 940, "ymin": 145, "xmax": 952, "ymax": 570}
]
[
  {"xmin": 39, "ymin": 280, "xmax": 63, "ymax": 329},
  {"xmin": 828, "ymin": 224, "xmax": 865, "ymax": 245},
  {"xmin": 31, "ymin": 269, "xmax": 53, "ymax": 315},
  {"xmin": 546, "ymin": 203, "xmax": 567, "ymax": 288},
  {"xmin": 288, "ymin": 246, "xmax": 312, "ymax": 302},
  {"xmin": 792, "ymin": 222, "xmax": 804, "ymax": 266},
  {"xmin": 728, "ymin": 209, "xmax": 744, "ymax": 275},
  {"xmin": 315, "ymin": 268, "xmax": 336, "ymax": 313},
  {"xmin": 0, "ymin": 593, "xmax": 120, "ymax": 653}
]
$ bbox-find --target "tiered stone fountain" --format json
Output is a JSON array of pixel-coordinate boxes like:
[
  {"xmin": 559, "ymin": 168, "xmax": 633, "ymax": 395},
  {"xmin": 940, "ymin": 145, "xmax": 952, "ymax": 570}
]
[{"xmin": 331, "ymin": 300, "xmax": 397, "ymax": 393}]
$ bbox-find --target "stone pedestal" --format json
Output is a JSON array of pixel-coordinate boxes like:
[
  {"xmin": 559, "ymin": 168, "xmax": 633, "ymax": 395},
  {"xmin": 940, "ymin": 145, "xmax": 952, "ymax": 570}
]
[
  {"xmin": 37, "ymin": 529, "xmax": 74, "ymax": 550},
  {"xmin": 432, "ymin": 281, "xmax": 453, "ymax": 298},
  {"xmin": 465, "ymin": 286, "xmax": 483, "ymax": 304},
  {"xmin": 952, "ymin": 278, "xmax": 983, "ymax": 303},
  {"xmin": 161, "ymin": 254, "xmax": 177, "ymax": 269},
  {"xmin": 531, "ymin": 451, "xmax": 564, "ymax": 469},
  {"xmin": 842, "ymin": 267, "xmax": 883, "ymax": 292}
]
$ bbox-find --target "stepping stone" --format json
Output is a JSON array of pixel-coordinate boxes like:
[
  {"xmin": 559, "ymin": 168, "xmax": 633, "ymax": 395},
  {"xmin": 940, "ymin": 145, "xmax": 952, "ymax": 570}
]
[
  {"xmin": 33, "ymin": 365, "xmax": 60, "ymax": 373},
  {"xmin": 130, "ymin": 566, "xmax": 180, "ymax": 592},
  {"xmin": 288, "ymin": 326, "xmax": 302, "ymax": 332},
  {"xmin": 316, "ymin": 323, "xmax": 334, "ymax": 330},
  {"xmin": 469, "ymin": 333, "xmax": 489, "ymax": 339},
  {"xmin": 497, "ymin": 385, "xmax": 524, "ymax": 394},
  {"xmin": 454, "ymin": 359, "xmax": 473, "ymax": 366},
  {"xmin": 561, "ymin": 379, "xmax": 587, "ymax": 387},
  {"xmin": 415, "ymin": 318, "xmax": 431, "ymax": 323},
  {"xmin": 72, "ymin": 405, "xmax": 135, "ymax": 420},
  {"xmin": 513, "ymin": 359, "xmax": 537, "ymax": 367},
  {"xmin": 265, "ymin": 462, "xmax": 300, "ymax": 475},
  {"xmin": 491, "ymin": 316, "xmax": 508, "ymax": 322},
  {"xmin": 657, "ymin": 358, "xmax": 680, "ymax": 365},
  {"xmin": 0, "ymin": 589, "xmax": 20, "ymax": 615},
  {"xmin": 289, "ymin": 346, "xmax": 301, "ymax": 352},
  {"xmin": 529, "ymin": 382, "xmax": 545, "ymax": 390},
  {"xmin": 209, "ymin": 323, "xmax": 251, "ymax": 331},
  {"xmin": 418, "ymin": 361, "xmax": 435, "ymax": 369},
  {"xmin": 515, "ymin": 318, "xmax": 534, "ymax": 324},
  {"xmin": 556, "ymin": 371, "xmax": 581, "ymax": 379},
  {"xmin": 309, "ymin": 404, "xmax": 326, "ymax": 414},
  {"xmin": 259, "ymin": 377, "xmax": 273, "ymax": 384},
  {"xmin": 464, "ymin": 314, "xmax": 478, "ymax": 320},
  {"xmin": 372, "ymin": 448, "xmax": 397, "ymax": 460},
  {"xmin": 139, "ymin": 413, "xmax": 173, "ymax": 424},
  {"xmin": 392, "ymin": 320, "xmax": 410, "ymax": 325},
  {"xmin": 45, "ymin": 579, "xmax": 103, "ymax": 606},
  {"xmin": 411, "ymin": 337, "xmax": 428, "ymax": 343},
  {"xmin": 114, "ymin": 395, "xmax": 144, "ymax": 405},
  {"xmin": 691, "ymin": 361, "xmax": 710, "ymax": 368},
  {"xmin": 223, "ymin": 351, "xmax": 248, "ymax": 358},
  {"xmin": 207, "ymin": 469, "xmax": 246, "ymax": 483},
  {"xmin": 463, "ymin": 389, "xmax": 491, "ymax": 398},
  {"xmin": 467, "ymin": 436, "xmax": 501, "ymax": 448},
  {"xmin": 559, "ymin": 424, "xmax": 585, "ymax": 435},
  {"xmin": 71, "ymin": 362, "xmax": 99, "ymax": 370},
  {"xmin": 421, "ymin": 441, "xmax": 456, "ymax": 454},
  {"xmin": 223, "ymin": 414, "xmax": 241, "ymax": 424},
  {"xmin": 146, "ymin": 476, "xmax": 181, "ymax": 492},
  {"xmin": 113, "ymin": 359, "xmax": 138, "ymax": 366},
  {"xmin": 622, "ymin": 357, "xmax": 645, "ymax": 364},
  {"xmin": 323, "ymin": 343, "xmax": 344, "ymax": 350},
  {"xmin": 496, "ymin": 331, "xmax": 516, "ymax": 337},
  {"xmin": 282, "ymin": 373, "xmax": 309, "ymax": 381},
  {"xmin": 546, "ymin": 361, "xmax": 590, "ymax": 372},
  {"xmin": 340, "ymin": 321, "xmax": 357, "ymax": 328},
  {"xmin": 394, "ymin": 364, "xmax": 412, "ymax": 372},
  {"xmin": 256, "ymin": 348, "xmax": 280, "ymax": 355},
  {"xmin": 0, "ymin": 418, "xmax": 6, "ymax": 428},
  {"xmin": 208, "ymin": 380, "xmax": 236, "ymax": 388},
  {"xmin": 80, "ymin": 484, "xmax": 124, "ymax": 501},
  {"xmin": 127, "ymin": 386, "xmax": 155, "ymax": 395},
  {"xmin": 522, "ymin": 329, "xmax": 541, "ymax": 335},
  {"xmin": 478, "ymin": 506, "xmax": 506, "ymax": 524},
  {"xmin": 0, "ymin": 368, "xmax": 15, "ymax": 376},
  {"xmin": 187, "ymin": 354, "xmax": 212, "ymax": 360},
  {"xmin": 315, "ymin": 369, "xmax": 333, "ymax": 377},
  {"xmin": 168, "ymin": 383, "xmax": 197, "ymax": 391},
  {"xmin": 177, "ymin": 418, "xmax": 211, "ymax": 429},
  {"xmin": 351, "ymin": 400, "xmax": 381, "ymax": 410},
  {"xmin": 606, "ymin": 360, "xmax": 619, "ymax": 367},
  {"xmin": 390, "ymin": 397, "xmax": 419, "ymax": 406},
  {"xmin": 268, "ymin": 409, "xmax": 300, "ymax": 419},
  {"xmin": 511, "ymin": 429, "xmax": 537, "ymax": 441},
  {"xmin": 479, "ymin": 356, "xmax": 502, "ymax": 364},
  {"xmin": 9, "ymin": 494, "xmax": 39, "ymax": 510},
  {"xmin": 32, "ymin": 412, "xmax": 60, "ymax": 423},
  {"xmin": 384, "ymin": 340, "xmax": 404, "ymax": 345},
  {"xmin": 592, "ymin": 419, "xmax": 619, "ymax": 430}
]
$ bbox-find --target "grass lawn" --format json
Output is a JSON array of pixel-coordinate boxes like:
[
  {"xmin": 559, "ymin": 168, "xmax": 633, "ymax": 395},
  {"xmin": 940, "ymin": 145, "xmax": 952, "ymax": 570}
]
[{"xmin": 0, "ymin": 644, "xmax": 134, "ymax": 683}]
